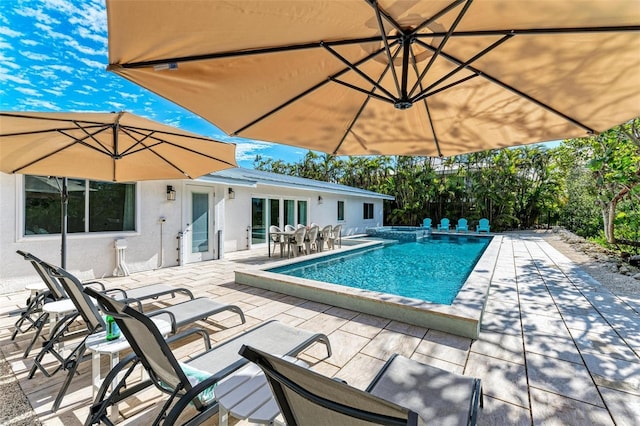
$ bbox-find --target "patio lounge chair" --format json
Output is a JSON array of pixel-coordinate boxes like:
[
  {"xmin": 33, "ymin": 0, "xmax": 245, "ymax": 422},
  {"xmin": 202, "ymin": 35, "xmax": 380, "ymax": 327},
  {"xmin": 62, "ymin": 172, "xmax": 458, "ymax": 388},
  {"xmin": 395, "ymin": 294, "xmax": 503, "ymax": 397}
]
[
  {"xmin": 15, "ymin": 251, "xmax": 201, "ymax": 359},
  {"xmin": 456, "ymin": 218, "xmax": 469, "ymax": 232},
  {"xmin": 437, "ymin": 218, "xmax": 450, "ymax": 231},
  {"xmin": 30, "ymin": 262, "xmax": 246, "ymax": 412},
  {"xmin": 240, "ymin": 345, "xmax": 483, "ymax": 426},
  {"xmin": 422, "ymin": 218, "xmax": 432, "ymax": 229},
  {"xmin": 14, "ymin": 250, "xmax": 105, "ymax": 357},
  {"xmin": 476, "ymin": 218, "xmax": 490, "ymax": 233},
  {"xmin": 83, "ymin": 288, "xmax": 332, "ymax": 426}
]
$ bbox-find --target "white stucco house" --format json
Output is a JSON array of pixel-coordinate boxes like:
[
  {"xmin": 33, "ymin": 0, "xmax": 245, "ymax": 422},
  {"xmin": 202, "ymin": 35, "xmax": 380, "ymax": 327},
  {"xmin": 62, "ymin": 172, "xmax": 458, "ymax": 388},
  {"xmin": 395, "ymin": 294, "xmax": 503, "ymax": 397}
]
[{"xmin": 0, "ymin": 167, "xmax": 394, "ymax": 294}]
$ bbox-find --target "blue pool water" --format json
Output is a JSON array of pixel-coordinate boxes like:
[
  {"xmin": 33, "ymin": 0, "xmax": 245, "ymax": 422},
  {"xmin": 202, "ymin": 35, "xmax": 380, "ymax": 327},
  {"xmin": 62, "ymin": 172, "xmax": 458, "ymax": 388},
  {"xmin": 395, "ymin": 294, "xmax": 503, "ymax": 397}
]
[{"xmin": 269, "ymin": 234, "xmax": 491, "ymax": 305}]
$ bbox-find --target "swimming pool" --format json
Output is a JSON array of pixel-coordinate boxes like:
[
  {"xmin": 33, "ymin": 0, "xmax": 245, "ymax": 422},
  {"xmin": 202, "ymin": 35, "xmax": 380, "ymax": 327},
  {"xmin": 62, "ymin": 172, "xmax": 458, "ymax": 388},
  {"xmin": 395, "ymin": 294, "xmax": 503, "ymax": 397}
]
[
  {"xmin": 269, "ymin": 235, "xmax": 490, "ymax": 305},
  {"xmin": 236, "ymin": 234, "xmax": 502, "ymax": 338}
]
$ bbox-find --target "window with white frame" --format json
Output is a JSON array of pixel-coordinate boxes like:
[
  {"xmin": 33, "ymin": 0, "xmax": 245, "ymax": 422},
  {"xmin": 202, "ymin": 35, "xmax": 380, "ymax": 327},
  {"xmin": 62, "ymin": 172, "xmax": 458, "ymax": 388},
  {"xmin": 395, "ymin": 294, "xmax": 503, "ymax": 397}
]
[{"xmin": 24, "ymin": 175, "xmax": 136, "ymax": 235}]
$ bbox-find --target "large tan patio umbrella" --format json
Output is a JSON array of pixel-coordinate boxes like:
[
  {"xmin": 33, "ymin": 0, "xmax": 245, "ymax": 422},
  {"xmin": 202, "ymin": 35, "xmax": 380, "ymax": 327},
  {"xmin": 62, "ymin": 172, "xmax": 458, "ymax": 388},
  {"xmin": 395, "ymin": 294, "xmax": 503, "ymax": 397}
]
[
  {"xmin": 106, "ymin": 0, "xmax": 640, "ymax": 157},
  {"xmin": 0, "ymin": 111, "xmax": 237, "ymax": 267}
]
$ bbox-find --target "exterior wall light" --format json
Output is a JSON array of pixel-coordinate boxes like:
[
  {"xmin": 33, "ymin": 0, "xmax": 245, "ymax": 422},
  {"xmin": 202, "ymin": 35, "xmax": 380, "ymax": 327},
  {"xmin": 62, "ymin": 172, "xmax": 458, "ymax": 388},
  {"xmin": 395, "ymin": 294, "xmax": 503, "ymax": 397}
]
[
  {"xmin": 318, "ymin": 195, "xmax": 323, "ymax": 204},
  {"xmin": 166, "ymin": 185, "xmax": 176, "ymax": 201},
  {"xmin": 228, "ymin": 187, "xmax": 235, "ymax": 199}
]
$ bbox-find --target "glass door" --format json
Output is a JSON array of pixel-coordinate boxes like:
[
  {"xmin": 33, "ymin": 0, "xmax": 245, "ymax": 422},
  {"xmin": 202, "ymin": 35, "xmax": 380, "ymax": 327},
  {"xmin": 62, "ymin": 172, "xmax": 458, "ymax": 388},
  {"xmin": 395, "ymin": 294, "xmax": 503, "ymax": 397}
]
[
  {"xmin": 185, "ymin": 185, "xmax": 214, "ymax": 263},
  {"xmin": 251, "ymin": 197, "xmax": 266, "ymax": 245}
]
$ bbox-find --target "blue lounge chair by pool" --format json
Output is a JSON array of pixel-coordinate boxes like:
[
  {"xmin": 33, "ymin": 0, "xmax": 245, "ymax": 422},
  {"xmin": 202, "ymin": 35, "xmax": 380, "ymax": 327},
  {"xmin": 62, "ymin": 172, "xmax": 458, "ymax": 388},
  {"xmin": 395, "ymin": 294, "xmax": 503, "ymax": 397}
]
[
  {"xmin": 437, "ymin": 218, "xmax": 450, "ymax": 231},
  {"xmin": 422, "ymin": 218, "xmax": 432, "ymax": 229},
  {"xmin": 456, "ymin": 218, "xmax": 469, "ymax": 232},
  {"xmin": 477, "ymin": 218, "xmax": 490, "ymax": 233}
]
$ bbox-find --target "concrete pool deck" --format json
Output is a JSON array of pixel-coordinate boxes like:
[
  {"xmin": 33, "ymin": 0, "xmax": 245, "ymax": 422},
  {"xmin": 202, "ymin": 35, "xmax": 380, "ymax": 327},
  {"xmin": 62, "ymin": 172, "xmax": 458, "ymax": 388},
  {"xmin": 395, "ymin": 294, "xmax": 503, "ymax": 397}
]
[{"xmin": 0, "ymin": 232, "xmax": 639, "ymax": 425}]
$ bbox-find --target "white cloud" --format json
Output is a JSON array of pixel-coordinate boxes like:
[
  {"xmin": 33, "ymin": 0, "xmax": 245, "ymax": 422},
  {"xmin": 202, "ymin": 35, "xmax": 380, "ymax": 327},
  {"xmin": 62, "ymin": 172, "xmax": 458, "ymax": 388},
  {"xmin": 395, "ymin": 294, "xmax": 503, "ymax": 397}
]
[
  {"xmin": 49, "ymin": 64, "xmax": 74, "ymax": 74},
  {"xmin": 78, "ymin": 57, "xmax": 104, "ymax": 69},
  {"xmin": 0, "ymin": 27, "xmax": 22, "ymax": 37},
  {"xmin": 64, "ymin": 38, "xmax": 105, "ymax": 56},
  {"xmin": 235, "ymin": 141, "xmax": 274, "ymax": 162},
  {"xmin": 43, "ymin": 88, "xmax": 64, "ymax": 96},
  {"xmin": 106, "ymin": 101, "xmax": 125, "ymax": 110},
  {"xmin": 16, "ymin": 6, "xmax": 60, "ymax": 25},
  {"xmin": 20, "ymin": 98, "xmax": 61, "ymax": 110},
  {"xmin": 20, "ymin": 50, "xmax": 53, "ymax": 61},
  {"xmin": 15, "ymin": 87, "xmax": 41, "ymax": 96},
  {"xmin": 21, "ymin": 39, "xmax": 39, "ymax": 46},
  {"xmin": 0, "ymin": 66, "xmax": 32, "ymax": 85}
]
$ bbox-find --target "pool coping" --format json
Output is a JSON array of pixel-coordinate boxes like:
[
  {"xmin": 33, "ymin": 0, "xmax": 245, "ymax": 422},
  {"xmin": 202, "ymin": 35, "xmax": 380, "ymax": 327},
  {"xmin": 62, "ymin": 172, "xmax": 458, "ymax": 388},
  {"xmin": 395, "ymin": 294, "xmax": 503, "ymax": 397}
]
[{"xmin": 235, "ymin": 234, "xmax": 502, "ymax": 339}]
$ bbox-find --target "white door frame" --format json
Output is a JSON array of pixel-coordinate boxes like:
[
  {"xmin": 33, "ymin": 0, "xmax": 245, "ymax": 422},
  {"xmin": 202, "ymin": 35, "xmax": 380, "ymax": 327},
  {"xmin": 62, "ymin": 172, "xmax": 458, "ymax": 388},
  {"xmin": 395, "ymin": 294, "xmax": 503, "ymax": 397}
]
[{"xmin": 183, "ymin": 184, "xmax": 215, "ymax": 263}]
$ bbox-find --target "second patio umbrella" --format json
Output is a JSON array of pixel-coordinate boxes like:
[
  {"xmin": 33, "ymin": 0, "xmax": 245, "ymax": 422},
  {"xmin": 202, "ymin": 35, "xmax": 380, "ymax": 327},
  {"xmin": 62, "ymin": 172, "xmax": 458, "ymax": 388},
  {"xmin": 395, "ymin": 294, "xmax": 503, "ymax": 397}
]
[
  {"xmin": 105, "ymin": 0, "xmax": 640, "ymax": 157},
  {"xmin": 0, "ymin": 111, "xmax": 237, "ymax": 267}
]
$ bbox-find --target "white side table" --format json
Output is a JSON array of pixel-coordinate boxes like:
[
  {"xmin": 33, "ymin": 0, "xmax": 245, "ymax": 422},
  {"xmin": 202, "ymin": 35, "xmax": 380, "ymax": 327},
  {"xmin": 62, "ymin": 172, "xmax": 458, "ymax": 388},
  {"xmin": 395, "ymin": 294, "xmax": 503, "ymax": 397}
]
[
  {"xmin": 214, "ymin": 356, "xmax": 308, "ymax": 426},
  {"xmin": 85, "ymin": 319, "xmax": 171, "ymax": 422}
]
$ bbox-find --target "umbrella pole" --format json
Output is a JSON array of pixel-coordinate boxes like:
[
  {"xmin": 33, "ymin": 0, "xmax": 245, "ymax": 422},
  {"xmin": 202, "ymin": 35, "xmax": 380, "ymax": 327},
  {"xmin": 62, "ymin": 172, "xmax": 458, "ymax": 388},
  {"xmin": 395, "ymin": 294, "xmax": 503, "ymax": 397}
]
[{"xmin": 61, "ymin": 177, "xmax": 68, "ymax": 269}]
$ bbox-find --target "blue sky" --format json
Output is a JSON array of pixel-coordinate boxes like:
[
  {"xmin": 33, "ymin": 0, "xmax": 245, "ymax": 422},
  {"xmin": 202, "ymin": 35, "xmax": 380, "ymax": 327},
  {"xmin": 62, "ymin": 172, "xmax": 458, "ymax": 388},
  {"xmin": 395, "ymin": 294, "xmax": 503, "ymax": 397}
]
[{"xmin": 0, "ymin": 0, "xmax": 309, "ymax": 167}]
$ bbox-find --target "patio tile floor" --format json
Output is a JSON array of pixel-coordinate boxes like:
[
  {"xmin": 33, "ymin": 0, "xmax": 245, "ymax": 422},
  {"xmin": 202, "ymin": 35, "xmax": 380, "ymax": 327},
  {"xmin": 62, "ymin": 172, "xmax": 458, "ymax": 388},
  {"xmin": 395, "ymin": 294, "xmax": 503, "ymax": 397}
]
[{"xmin": 1, "ymin": 232, "xmax": 639, "ymax": 425}]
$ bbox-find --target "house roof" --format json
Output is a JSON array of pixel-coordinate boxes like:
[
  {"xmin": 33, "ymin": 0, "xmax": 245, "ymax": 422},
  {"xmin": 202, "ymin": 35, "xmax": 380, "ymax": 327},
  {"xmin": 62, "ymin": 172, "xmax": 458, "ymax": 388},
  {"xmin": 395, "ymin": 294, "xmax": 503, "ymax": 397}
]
[{"xmin": 198, "ymin": 167, "xmax": 394, "ymax": 200}]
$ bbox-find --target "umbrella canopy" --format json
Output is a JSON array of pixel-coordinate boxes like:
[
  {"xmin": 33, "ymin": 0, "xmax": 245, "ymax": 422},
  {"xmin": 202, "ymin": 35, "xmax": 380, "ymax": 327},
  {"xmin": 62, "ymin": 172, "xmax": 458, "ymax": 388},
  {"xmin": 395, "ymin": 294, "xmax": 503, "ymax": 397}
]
[
  {"xmin": 1, "ymin": 111, "xmax": 237, "ymax": 268},
  {"xmin": 106, "ymin": 0, "xmax": 640, "ymax": 157},
  {"xmin": 0, "ymin": 111, "xmax": 237, "ymax": 181}
]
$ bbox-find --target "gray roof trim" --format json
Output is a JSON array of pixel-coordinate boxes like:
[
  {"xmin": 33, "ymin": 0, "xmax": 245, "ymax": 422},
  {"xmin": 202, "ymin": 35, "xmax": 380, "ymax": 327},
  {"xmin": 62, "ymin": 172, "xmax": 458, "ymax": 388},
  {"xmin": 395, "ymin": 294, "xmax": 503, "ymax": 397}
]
[{"xmin": 203, "ymin": 168, "xmax": 394, "ymax": 200}]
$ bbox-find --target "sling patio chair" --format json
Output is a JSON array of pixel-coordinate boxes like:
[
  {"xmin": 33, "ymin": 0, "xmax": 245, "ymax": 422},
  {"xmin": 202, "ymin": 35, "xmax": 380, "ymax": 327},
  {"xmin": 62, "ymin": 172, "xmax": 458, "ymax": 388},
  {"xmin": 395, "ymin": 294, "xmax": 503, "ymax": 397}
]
[
  {"xmin": 240, "ymin": 345, "xmax": 483, "ymax": 426},
  {"xmin": 14, "ymin": 250, "xmax": 105, "ymax": 358},
  {"xmin": 83, "ymin": 288, "xmax": 332, "ymax": 426},
  {"xmin": 30, "ymin": 262, "xmax": 246, "ymax": 412}
]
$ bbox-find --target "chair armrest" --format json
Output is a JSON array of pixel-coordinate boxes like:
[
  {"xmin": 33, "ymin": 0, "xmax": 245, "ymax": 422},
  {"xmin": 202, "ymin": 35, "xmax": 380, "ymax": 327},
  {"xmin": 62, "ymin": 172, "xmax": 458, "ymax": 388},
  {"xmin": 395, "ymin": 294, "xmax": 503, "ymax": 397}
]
[
  {"xmin": 82, "ymin": 280, "xmax": 106, "ymax": 290},
  {"xmin": 147, "ymin": 310, "xmax": 177, "ymax": 333},
  {"xmin": 166, "ymin": 328, "xmax": 211, "ymax": 350}
]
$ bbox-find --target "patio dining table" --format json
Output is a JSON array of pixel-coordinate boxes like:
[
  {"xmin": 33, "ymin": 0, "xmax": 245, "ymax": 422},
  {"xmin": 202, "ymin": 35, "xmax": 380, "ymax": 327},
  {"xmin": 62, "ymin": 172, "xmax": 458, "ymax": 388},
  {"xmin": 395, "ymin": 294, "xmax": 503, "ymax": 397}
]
[{"xmin": 268, "ymin": 230, "xmax": 295, "ymax": 258}]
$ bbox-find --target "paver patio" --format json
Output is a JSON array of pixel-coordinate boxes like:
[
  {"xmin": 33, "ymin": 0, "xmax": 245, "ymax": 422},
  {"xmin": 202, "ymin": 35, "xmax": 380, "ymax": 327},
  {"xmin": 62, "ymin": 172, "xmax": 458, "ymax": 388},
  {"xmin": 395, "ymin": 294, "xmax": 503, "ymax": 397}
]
[{"xmin": 1, "ymin": 232, "xmax": 638, "ymax": 425}]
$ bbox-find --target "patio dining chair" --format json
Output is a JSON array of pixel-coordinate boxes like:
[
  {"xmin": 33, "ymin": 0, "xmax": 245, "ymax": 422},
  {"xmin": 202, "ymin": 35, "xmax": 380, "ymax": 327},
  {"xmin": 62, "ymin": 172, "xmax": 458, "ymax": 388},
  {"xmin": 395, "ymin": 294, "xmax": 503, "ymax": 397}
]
[
  {"xmin": 269, "ymin": 225, "xmax": 286, "ymax": 257},
  {"xmin": 284, "ymin": 224, "xmax": 296, "ymax": 232},
  {"xmin": 30, "ymin": 262, "xmax": 246, "ymax": 412},
  {"xmin": 305, "ymin": 225, "xmax": 320, "ymax": 254},
  {"xmin": 83, "ymin": 288, "xmax": 331, "ymax": 426},
  {"xmin": 240, "ymin": 345, "xmax": 483, "ymax": 426},
  {"xmin": 289, "ymin": 226, "xmax": 307, "ymax": 257},
  {"xmin": 329, "ymin": 224, "xmax": 342, "ymax": 248},
  {"xmin": 319, "ymin": 224, "xmax": 333, "ymax": 251}
]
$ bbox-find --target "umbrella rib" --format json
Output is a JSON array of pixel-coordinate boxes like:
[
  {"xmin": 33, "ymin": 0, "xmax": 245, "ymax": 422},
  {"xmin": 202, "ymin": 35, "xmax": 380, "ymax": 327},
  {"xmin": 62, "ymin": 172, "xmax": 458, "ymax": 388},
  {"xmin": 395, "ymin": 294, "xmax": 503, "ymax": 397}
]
[
  {"xmin": 410, "ymin": 34, "xmax": 513, "ymax": 103},
  {"xmin": 113, "ymin": 36, "xmax": 399, "ymax": 69},
  {"xmin": 408, "ymin": 0, "xmax": 474, "ymax": 98},
  {"xmin": 334, "ymin": 47, "xmax": 401, "ymax": 154},
  {"xmin": 424, "ymin": 99, "xmax": 442, "ymax": 158},
  {"xmin": 363, "ymin": 0, "xmax": 404, "ymax": 34},
  {"xmin": 329, "ymin": 78, "xmax": 396, "ymax": 105},
  {"xmin": 413, "ymin": 39, "xmax": 595, "ymax": 133},
  {"xmin": 408, "ymin": 46, "xmax": 443, "ymax": 158},
  {"xmin": 321, "ymin": 42, "xmax": 398, "ymax": 101},
  {"xmin": 233, "ymin": 43, "xmax": 396, "ymax": 135},
  {"xmin": 367, "ymin": 0, "xmax": 402, "ymax": 96},
  {"xmin": 419, "ymin": 25, "xmax": 640, "ymax": 38},
  {"xmin": 120, "ymin": 127, "xmax": 235, "ymax": 167},
  {"xmin": 10, "ymin": 126, "xmax": 111, "ymax": 174}
]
